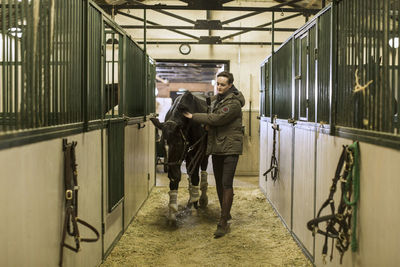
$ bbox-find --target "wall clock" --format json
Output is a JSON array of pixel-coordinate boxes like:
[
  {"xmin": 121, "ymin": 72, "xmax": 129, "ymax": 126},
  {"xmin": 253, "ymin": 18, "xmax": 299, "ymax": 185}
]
[{"xmin": 179, "ymin": 44, "xmax": 191, "ymax": 55}]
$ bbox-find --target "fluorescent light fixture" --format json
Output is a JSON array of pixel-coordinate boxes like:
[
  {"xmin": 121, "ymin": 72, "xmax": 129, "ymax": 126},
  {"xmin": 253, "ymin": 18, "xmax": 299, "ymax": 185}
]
[
  {"xmin": 8, "ymin": 27, "xmax": 22, "ymax": 38},
  {"xmin": 389, "ymin": 37, "xmax": 399, "ymax": 48},
  {"xmin": 211, "ymin": 79, "xmax": 215, "ymax": 86}
]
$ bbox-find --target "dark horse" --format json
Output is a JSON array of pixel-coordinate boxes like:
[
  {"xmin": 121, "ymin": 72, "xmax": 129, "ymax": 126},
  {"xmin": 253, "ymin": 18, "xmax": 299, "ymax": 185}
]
[{"xmin": 150, "ymin": 91, "xmax": 209, "ymax": 224}]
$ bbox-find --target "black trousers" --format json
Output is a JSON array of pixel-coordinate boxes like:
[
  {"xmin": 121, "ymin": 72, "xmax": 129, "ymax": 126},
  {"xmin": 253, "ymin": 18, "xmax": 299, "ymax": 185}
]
[{"xmin": 212, "ymin": 155, "xmax": 239, "ymax": 189}]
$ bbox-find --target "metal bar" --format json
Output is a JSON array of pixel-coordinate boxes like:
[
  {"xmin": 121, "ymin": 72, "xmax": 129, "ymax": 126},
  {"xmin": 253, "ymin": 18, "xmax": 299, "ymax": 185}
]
[
  {"xmin": 144, "ymin": 8, "xmax": 147, "ymax": 116},
  {"xmin": 120, "ymin": 25, "xmax": 298, "ymax": 32},
  {"xmin": 384, "ymin": 0, "xmax": 390, "ymax": 132},
  {"xmin": 15, "ymin": 0, "xmax": 21, "ymax": 130},
  {"xmin": 330, "ymin": 0, "xmax": 337, "ymax": 129},
  {"xmin": 117, "ymin": 11, "xmax": 200, "ymax": 40},
  {"xmin": 1, "ymin": 0, "xmax": 5, "ymax": 131},
  {"xmin": 55, "ymin": 0, "xmax": 60, "ymax": 125},
  {"xmin": 111, "ymin": 33, "xmax": 115, "ymax": 117},
  {"xmin": 221, "ymin": 13, "xmax": 302, "ymax": 41},
  {"xmin": 105, "ymin": 4, "xmax": 320, "ymax": 13},
  {"xmin": 153, "ymin": 8, "xmax": 195, "ymax": 24},
  {"xmin": 136, "ymin": 41, "xmax": 283, "ymax": 45},
  {"xmin": 397, "ymin": 0, "xmax": 400, "ymax": 133},
  {"xmin": 271, "ymin": 11, "xmax": 274, "ymax": 116},
  {"xmin": 60, "ymin": 0, "xmax": 65, "ymax": 124},
  {"xmin": 220, "ymin": 0, "xmax": 303, "ymax": 25},
  {"xmin": 221, "ymin": 11, "xmax": 264, "ymax": 25}
]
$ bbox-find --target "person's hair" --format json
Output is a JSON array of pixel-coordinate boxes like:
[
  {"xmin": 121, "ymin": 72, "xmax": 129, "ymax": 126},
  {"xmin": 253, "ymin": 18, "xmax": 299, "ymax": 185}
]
[{"xmin": 217, "ymin": 71, "xmax": 234, "ymax": 84}]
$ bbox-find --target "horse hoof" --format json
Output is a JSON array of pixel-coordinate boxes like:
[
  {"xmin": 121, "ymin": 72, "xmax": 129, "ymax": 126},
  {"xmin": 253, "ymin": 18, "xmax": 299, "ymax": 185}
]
[
  {"xmin": 199, "ymin": 196, "xmax": 208, "ymax": 208},
  {"xmin": 167, "ymin": 219, "xmax": 177, "ymax": 227}
]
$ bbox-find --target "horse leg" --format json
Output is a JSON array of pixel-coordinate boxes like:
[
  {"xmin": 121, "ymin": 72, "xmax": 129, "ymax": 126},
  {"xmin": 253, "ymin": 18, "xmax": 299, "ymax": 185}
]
[
  {"xmin": 199, "ymin": 155, "xmax": 209, "ymax": 208},
  {"xmin": 188, "ymin": 165, "xmax": 200, "ymax": 207},
  {"xmin": 168, "ymin": 166, "xmax": 181, "ymax": 225}
]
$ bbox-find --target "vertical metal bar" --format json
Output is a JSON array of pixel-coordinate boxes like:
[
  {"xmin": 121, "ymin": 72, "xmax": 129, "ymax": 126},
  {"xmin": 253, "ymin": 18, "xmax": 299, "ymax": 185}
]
[
  {"xmin": 397, "ymin": 0, "xmax": 400, "ymax": 134},
  {"xmin": 3, "ymin": 0, "xmax": 8, "ymax": 131},
  {"xmin": 374, "ymin": 0, "xmax": 379, "ymax": 131},
  {"xmin": 83, "ymin": 0, "xmax": 88, "ymax": 128},
  {"xmin": 391, "ymin": 0, "xmax": 396, "ymax": 133},
  {"xmin": 101, "ymin": 23, "xmax": 105, "ymax": 119},
  {"xmin": 119, "ymin": 34, "xmax": 124, "ymax": 117},
  {"xmin": 14, "ymin": 0, "xmax": 20, "ymax": 130},
  {"xmin": 372, "ymin": 0, "xmax": 377, "ymax": 130},
  {"xmin": 330, "ymin": 0, "xmax": 337, "ymax": 129},
  {"xmin": 38, "ymin": 0, "xmax": 43, "ymax": 127},
  {"xmin": 60, "ymin": 0, "xmax": 64, "ymax": 124},
  {"xmin": 384, "ymin": 0, "xmax": 390, "ymax": 132},
  {"xmin": 20, "ymin": 0, "xmax": 26, "ymax": 129},
  {"xmin": 271, "ymin": 11, "xmax": 274, "ymax": 117},
  {"xmin": 66, "ymin": 0, "xmax": 71, "ymax": 123},
  {"xmin": 144, "ymin": 8, "xmax": 147, "ymax": 116},
  {"xmin": 365, "ymin": 0, "xmax": 370, "ymax": 131},
  {"xmin": 111, "ymin": 33, "xmax": 115, "ymax": 117}
]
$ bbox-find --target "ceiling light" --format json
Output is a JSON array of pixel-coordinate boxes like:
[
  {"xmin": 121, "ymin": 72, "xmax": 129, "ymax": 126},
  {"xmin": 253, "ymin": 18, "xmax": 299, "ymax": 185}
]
[
  {"xmin": 389, "ymin": 37, "xmax": 399, "ymax": 48},
  {"xmin": 8, "ymin": 27, "xmax": 22, "ymax": 38}
]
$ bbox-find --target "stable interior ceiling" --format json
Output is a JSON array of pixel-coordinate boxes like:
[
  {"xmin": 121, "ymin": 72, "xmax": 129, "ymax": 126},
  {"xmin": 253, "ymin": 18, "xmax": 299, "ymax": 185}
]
[{"xmin": 95, "ymin": 0, "xmax": 328, "ymax": 89}]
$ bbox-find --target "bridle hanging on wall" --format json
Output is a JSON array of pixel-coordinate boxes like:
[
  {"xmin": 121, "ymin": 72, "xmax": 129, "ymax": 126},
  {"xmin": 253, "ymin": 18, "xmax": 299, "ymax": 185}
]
[
  {"xmin": 59, "ymin": 139, "xmax": 100, "ymax": 267},
  {"xmin": 263, "ymin": 115, "xmax": 280, "ymax": 182},
  {"xmin": 307, "ymin": 141, "xmax": 360, "ymax": 264}
]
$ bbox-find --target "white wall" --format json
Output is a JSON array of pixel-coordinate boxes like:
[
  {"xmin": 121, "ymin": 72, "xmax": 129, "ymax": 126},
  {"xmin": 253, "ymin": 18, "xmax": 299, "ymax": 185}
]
[{"xmin": 259, "ymin": 121, "xmax": 400, "ymax": 266}]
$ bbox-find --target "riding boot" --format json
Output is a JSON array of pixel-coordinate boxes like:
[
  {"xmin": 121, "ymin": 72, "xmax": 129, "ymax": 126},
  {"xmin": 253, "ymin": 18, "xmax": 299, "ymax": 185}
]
[
  {"xmin": 199, "ymin": 171, "xmax": 208, "ymax": 207},
  {"xmin": 214, "ymin": 188, "xmax": 233, "ymax": 238},
  {"xmin": 168, "ymin": 190, "xmax": 178, "ymax": 221}
]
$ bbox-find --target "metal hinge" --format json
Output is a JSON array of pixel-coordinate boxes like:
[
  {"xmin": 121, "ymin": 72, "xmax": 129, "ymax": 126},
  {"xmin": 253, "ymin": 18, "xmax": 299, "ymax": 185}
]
[
  {"xmin": 102, "ymin": 223, "xmax": 105, "ymax": 235},
  {"xmin": 101, "ymin": 45, "xmax": 105, "ymax": 56},
  {"xmin": 148, "ymin": 173, "xmax": 150, "ymax": 180},
  {"xmin": 314, "ymin": 48, "xmax": 318, "ymax": 58},
  {"xmin": 288, "ymin": 118, "xmax": 297, "ymax": 125}
]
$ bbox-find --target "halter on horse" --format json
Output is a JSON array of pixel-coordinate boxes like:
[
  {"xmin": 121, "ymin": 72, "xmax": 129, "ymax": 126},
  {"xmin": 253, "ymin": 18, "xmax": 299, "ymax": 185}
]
[{"xmin": 150, "ymin": 91, "xmax": 209, "ymax": 224}]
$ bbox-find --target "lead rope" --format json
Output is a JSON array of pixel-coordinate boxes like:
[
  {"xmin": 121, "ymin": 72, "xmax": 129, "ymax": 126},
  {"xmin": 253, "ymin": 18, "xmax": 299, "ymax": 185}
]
[
  {"xmin": 306, "ymin": 141, "xmax": 360, "ymax": 264},
  {"xmin": 343, "ymin": 142, "xmax": 360, "ymax": 252}
]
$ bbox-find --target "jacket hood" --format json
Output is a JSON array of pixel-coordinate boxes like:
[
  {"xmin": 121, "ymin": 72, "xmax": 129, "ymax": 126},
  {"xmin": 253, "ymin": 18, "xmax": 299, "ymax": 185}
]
[{"xmin": 228, "ymin": 85, "xmax": 245, "ymax": 107}]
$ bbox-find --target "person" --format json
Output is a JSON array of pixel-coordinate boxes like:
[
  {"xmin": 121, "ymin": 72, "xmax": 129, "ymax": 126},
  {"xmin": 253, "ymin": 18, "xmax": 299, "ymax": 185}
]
[{"xmin": 183, "ymin": 71, "xmax": 245, "ymax": 238}]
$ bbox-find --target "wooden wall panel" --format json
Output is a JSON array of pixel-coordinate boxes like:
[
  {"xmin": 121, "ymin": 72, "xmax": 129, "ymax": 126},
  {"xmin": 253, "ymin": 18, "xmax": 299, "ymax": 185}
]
[
  {"xmin": 292, "ymin": 128, "xmax": 315, "ymax": 255},
  {"xmin": 259, "ymin": 120, "xmax": 269, "ymax": 192},
  {"xmin": 314, "ymin": 137, "xmax": 400, "ymax": 267},
  {"xmin": 266, "ymin": 123, "xmax": 293, "ymax": 228},
  {"xmin": 124, "ymin": 123, "xmax": 151, "ymax": 228},
  {"xmin": 0, "ymin": 132, "xmax": 103, "ymax": 267},
  {"xmin": 236, "ymin": 111, "xmax": 260, "ymax": 175}
]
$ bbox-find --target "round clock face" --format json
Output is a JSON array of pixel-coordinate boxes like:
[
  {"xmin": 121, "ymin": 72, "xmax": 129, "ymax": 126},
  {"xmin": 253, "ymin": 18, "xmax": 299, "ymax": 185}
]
[{"xmin": 179, "ymin": 44, "xmax": 191, "ymax": 55}]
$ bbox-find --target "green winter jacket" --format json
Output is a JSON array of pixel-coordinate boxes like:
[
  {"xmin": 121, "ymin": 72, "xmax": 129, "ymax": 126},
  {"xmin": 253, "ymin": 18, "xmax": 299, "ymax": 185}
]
[{"xmin": 192, "ymin": 86, "xmax": 245, "ymax": 155}]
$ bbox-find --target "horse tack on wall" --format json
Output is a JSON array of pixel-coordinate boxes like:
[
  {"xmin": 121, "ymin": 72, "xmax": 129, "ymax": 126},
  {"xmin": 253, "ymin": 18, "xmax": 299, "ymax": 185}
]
[
  {"xmin": 59, "ymin": 139, "xmax": 99, "ymax": 267},
  {"xmin": 307, "ymin": 141, "xmax": 360, "ymax": 264},
  {"xmin": 150, "ymin": 91, "xmax": 210, "ymax": 225},
  {"xmin": 263, "ymin": 115, "xmax": 280, "ymax": 182}
]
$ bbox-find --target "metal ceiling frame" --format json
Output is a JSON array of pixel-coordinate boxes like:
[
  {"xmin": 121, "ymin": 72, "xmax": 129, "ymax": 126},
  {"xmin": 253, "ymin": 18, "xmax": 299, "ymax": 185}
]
[{"xmin": 102, "ymin": 0, "xmax": 323, "ymax": 45}]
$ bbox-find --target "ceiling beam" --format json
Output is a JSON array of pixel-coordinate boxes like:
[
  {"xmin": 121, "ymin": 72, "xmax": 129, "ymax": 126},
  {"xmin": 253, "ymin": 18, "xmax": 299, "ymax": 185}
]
[
  {"xmin": 221, "ymin": 13, "xmax": 302, "ymax": 40},
  {"xmin": 137, "ymin": 41, "xmax": 283, "ymax": 45},
  {"xmin": 117, "ymin": 11, "xmax": 200, "ymax": 40},
  {"xmin": 102, "ymin": 4, "xmax": 320, "ymax": 14},
  {"xmin": 120, "ymin": 25, "xmax": 298, "ymax": 32}
]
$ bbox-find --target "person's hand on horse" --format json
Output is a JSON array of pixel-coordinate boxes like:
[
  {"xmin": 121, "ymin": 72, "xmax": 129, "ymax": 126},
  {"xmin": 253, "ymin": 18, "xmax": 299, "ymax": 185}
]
[{"xmin": 183, "ymin": 112, "xmax": 193, "ymax": 119}]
